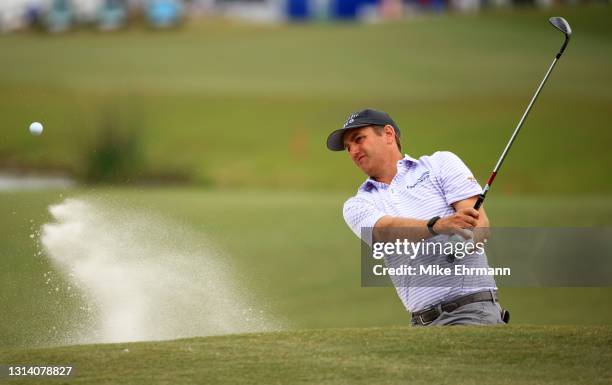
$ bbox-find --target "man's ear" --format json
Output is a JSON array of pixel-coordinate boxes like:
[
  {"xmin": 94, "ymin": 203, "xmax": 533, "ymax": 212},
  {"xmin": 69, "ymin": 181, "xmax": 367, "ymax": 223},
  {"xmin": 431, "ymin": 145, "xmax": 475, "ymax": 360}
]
[{"xmin": 384, "ymin": 125, "xmax": 395, "ymax": 145}]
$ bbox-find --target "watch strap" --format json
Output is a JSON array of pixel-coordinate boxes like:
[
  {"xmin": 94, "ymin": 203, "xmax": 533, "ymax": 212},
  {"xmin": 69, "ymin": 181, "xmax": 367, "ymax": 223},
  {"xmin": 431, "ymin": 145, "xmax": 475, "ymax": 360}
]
[{"xmin": 427, "ymin": 216, "xmax": 441, "ymax": 236}]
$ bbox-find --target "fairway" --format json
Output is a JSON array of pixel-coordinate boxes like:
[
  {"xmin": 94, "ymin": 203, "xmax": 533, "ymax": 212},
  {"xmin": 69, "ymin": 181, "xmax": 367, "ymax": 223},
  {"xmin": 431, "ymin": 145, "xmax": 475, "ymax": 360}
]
[{"xmin": 1, "ymin": 326, "xmax": 611, "ymax": 384}]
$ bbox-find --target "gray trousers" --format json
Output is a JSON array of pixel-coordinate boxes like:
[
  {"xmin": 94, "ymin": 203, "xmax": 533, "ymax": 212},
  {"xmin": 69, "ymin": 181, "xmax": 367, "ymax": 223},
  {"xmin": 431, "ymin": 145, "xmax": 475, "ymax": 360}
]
[{"xmin": 412, "ymin": 301, "xmax": 506, "ymax": 326}]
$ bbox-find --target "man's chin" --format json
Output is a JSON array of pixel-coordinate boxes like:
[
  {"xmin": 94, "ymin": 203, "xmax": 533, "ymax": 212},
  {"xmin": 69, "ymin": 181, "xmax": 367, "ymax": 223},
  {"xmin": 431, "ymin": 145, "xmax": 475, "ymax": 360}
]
[
  {"xmin": 353, "ymin": 158, "xmax": 373, "ymax": 175},
  {"xmin": 359, "ymin": 165, "xmax": 374, "ymax": 176}
]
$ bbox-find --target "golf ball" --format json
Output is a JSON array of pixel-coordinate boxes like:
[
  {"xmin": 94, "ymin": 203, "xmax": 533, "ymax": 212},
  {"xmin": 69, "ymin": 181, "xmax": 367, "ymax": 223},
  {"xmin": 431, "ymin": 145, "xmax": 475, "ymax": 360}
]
[{"xmin": 29, "ymin": 122, "xmax": 43, "ymax": 136}]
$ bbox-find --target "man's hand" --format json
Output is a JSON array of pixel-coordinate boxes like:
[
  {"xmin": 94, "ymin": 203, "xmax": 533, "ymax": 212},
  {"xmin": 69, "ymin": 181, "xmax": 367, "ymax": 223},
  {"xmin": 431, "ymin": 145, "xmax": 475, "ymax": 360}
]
[{"xmin": 433, "ymin": 208, "xmax": 479, "ymax": 240}]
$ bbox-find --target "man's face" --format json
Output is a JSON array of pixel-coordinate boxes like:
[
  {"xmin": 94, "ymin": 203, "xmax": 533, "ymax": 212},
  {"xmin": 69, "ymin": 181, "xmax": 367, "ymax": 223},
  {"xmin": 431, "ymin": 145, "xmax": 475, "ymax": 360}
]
[{"xmin": 342, "ymin": 126, "xmax": 390, "ymax": 176}]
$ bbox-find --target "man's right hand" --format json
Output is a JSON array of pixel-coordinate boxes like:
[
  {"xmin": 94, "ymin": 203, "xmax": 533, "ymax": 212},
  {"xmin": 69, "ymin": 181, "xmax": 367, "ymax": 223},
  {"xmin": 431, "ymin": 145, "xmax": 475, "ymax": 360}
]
[{"xmin": 433, "ymin": 208, "xmax": 479, "ymax": 239}]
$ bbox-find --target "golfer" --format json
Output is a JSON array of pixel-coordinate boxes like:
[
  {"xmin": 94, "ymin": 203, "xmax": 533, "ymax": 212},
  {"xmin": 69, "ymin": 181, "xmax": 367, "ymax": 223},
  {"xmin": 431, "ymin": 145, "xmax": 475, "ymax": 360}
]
[{"xmin": 327, "ymin": 108, "xmax": 509, "ymax": 326}]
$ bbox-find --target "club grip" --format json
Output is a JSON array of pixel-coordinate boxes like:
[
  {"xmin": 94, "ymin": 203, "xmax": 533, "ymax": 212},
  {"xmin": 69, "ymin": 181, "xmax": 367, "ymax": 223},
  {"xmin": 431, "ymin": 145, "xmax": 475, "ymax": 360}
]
[{"xmin": 473, "ymin": 194, "xmax": 485, "ymax": 210}]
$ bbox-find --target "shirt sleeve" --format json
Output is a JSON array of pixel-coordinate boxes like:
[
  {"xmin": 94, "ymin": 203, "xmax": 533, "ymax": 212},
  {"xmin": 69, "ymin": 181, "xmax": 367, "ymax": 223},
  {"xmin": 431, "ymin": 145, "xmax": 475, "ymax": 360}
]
[
  {"xmin": 343, "ymin": 197, "xmax": 387, "ymax": 246},
  {"xmin": 434, "ymin": 151, "xmax": 482, "ymax": 206}
]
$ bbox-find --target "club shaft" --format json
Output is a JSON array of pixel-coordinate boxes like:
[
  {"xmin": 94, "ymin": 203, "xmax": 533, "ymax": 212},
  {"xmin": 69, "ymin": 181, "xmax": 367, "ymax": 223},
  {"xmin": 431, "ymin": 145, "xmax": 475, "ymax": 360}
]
[
  {"xmin": 450, "ymin": 56, "xmax": 561, "ymax": 262},
  {"xmin": 493, "ymin": 57, "xmax": 558, "ymax": 175},
  {"xmin": 448, "ymin": 25, "xmax": 570, "ymax": 263},
  {"xmin": 473, "ymin": 56, "xmax": 559, "ymax": 210}
]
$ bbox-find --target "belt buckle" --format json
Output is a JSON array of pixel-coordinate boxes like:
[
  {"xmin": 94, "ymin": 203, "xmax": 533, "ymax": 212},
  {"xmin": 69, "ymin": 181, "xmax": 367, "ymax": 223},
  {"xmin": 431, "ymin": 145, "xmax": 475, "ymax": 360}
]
[
  {"xmin": 416, "ymin": 308, "xmax": 437, "ymax": 326},
  {"xmin": 418, "ymin": 314, "xmax": 433, "ymax": 326}
]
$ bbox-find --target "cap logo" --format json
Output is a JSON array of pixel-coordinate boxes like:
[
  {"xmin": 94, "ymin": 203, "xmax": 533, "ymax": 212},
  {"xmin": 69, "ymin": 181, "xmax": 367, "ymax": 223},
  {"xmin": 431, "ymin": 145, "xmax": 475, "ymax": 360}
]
[{"xmin": 343, "ymin": 113, "xmax": 359, "ymax": 128}]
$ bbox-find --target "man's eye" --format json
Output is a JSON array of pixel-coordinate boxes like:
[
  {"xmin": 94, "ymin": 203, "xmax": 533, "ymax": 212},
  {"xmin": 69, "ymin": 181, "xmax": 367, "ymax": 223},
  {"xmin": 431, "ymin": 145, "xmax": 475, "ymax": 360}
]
[{"xmin": 356, "ymin": 136, "xmax": 364, "ymax": 143}]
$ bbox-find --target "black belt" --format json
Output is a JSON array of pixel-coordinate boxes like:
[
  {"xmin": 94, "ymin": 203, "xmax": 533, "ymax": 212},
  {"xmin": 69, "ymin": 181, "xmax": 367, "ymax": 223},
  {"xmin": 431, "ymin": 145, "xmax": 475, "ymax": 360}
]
[{"xmin": 412, "ymin": 291, "xmax": 498, "ymax": 326}]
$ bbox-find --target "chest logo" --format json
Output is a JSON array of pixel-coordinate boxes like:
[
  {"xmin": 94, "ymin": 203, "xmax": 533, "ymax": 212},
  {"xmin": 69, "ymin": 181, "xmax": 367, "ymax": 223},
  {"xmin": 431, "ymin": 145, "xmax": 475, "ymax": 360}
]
[{"xmin": 407, "ymin": 171, "xmax": 430, "ymax": 189}]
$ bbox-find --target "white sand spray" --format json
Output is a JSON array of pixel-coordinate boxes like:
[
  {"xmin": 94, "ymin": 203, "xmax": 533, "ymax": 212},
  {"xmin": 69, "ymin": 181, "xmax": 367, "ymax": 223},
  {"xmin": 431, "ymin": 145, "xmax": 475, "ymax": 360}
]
[{"xmin": 41, "ymin": 197, "xmax": 282, "ymax": 345}]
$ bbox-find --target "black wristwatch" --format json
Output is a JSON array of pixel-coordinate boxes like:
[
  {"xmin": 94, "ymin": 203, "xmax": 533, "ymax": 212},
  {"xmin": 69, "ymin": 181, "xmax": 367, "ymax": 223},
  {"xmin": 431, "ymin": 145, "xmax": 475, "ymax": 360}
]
[{"xmin": 427, "ymin": 216, "xmax": 441, "ymax": 236}]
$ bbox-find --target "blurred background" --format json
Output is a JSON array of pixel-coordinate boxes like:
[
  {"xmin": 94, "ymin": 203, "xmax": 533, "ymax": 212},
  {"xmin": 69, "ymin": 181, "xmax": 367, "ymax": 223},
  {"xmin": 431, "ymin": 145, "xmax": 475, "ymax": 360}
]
[
  {"xmin": 1, "ymin": 0, "xmax": 611, "ymax": 347},
  {"xmin": 0, "ymin": 0, "xmax": 605, "ymax": 30}
]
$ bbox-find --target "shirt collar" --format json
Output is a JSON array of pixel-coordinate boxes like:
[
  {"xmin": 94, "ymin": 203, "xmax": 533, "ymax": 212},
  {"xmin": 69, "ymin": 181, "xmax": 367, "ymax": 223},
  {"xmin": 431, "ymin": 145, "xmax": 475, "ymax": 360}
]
[{"xmin": 358, "ymin": 154, "xmax": 418, "ymax": 192}]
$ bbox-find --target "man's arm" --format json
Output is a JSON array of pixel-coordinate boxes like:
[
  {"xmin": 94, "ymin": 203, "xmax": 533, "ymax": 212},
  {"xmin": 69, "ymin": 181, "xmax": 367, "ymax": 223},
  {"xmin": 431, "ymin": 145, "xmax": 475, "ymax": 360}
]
[
  {"xmin": 373, "ymin": 207, "xmax": 480, "ymax": 242},
  {"xmin": 372, "ymin": 216, "xmax": 431, "ymax": 242}
]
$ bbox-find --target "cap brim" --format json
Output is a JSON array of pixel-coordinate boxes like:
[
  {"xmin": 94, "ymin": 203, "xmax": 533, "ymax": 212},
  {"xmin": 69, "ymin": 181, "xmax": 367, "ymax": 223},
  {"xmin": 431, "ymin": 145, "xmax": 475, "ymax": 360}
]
[{"xmin": 326, "ymin": 124, "xmax": 370, "ymax": 151}]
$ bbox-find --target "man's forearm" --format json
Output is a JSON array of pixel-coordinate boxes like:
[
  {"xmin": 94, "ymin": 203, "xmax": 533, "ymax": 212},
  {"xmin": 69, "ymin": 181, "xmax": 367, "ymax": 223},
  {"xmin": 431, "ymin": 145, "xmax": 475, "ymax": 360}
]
[
  {"xmin": 373, "ymin": 215, "xmax": 432, "ymax": 242},
  {"xmin": 373, "ymin": 205, "xmax": 484, "ymax": 243}
]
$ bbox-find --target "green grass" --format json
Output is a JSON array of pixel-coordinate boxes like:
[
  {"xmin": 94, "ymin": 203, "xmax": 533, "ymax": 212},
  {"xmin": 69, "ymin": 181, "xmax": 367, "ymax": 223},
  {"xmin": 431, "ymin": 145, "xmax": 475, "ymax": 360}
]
[
  {"xmin": 1, "ymin": 326, "xmax": 611, "ymax": 384},
  {"xmin": 2, "ymin": 188, "xmax": 612, "ymax": 348},
  {"xmin": 1, "ymin": 5, "xmax": 611, "ymax": 191}
]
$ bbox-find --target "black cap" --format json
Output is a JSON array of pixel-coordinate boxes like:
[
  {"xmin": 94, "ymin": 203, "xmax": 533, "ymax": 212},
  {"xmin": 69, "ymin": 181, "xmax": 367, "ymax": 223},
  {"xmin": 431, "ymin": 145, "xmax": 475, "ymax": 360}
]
[{"xmin": 326, "ymin": 108, "xmax": 400, "ymax": 151}]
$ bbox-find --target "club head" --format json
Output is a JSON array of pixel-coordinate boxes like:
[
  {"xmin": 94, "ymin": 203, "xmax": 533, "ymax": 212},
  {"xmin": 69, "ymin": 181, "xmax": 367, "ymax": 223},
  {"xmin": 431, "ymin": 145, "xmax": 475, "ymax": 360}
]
[
  {"xmin": 549, "ymin": 17, "xmax": 571, "ymax": 58},
  {"xmin": 549, "ymin": 17, "xmax": 572, "ymax": 37}
]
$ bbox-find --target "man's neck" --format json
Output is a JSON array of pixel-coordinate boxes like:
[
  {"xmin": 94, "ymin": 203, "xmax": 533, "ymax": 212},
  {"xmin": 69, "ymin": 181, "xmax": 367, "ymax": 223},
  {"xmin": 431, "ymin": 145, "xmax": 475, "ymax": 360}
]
[{"xmin": 372, "ymin": 153, "xmax": 404, "ymax": 185}]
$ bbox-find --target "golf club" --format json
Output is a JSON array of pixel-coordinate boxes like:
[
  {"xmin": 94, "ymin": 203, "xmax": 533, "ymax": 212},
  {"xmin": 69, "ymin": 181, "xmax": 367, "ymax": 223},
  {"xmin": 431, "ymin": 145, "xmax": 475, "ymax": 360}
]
[{"xmin": 447, "ymin": 16, "xmax": 572, "ymax": 263}]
